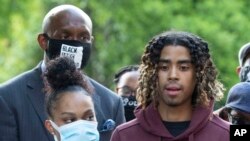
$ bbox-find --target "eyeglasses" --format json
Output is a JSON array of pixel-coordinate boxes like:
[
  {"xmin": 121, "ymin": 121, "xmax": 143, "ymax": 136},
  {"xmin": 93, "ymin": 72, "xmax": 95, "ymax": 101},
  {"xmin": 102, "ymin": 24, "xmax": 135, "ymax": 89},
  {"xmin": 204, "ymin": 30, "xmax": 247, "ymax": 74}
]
[{"xmin": 117, "ymin": 86, "xmax": 137, "ymax": 96}]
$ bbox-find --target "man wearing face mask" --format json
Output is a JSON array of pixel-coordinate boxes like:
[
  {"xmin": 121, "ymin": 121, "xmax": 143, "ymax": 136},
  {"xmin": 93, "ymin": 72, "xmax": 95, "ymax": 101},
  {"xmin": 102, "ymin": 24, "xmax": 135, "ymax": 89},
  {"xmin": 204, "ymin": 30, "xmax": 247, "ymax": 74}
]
[
  {"xmin": 114, "ymin": 65, "xmax": 139, "ymax": 122},
  {"xmin": 0, "ymin": 4, "xmax": 125, "ymax": 141}
]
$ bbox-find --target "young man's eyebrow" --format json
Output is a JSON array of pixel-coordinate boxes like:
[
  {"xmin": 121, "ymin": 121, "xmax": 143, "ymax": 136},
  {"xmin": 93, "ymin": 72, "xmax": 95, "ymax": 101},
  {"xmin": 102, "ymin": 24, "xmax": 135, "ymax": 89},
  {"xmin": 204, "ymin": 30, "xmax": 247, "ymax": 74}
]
[
  {"xmin": 158, "ymin": 59, "xmax": 192, "ymax": 64},
  {"xmin": 158, "ymin": 59, "xmax": 170, "ymax": 63},
  {"xmin": 178, "ymin": 60, "xmax": 192, "ymax": 64}
]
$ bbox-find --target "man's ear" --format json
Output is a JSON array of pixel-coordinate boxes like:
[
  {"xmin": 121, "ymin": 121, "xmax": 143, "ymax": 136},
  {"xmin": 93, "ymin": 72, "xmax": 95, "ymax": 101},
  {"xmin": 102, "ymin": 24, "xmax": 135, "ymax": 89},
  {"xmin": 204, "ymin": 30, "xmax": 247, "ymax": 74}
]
[
  {"xmin": 236, "ymin": 66, "xmax": 241, "ymax": 75},
  {"xmin": 37, "ymin": 33, "xmax": 48, "ymax": 50}
]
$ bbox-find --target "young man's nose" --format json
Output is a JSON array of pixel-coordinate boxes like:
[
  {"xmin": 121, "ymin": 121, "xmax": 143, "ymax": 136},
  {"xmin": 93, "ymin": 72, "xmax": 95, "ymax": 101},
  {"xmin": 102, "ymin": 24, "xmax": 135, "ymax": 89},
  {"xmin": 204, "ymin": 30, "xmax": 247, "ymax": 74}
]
[{"xmin": 168, "ymin": 67, "xmax": 179, "ymax": 80}]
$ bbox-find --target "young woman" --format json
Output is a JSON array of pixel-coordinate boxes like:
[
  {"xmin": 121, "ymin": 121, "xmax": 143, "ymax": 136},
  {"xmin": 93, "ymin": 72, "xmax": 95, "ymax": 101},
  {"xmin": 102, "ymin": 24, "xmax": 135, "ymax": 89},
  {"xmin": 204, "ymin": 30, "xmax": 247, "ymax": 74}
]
[{"xmin": 43, "ymin": 56, "xmax": 99, "ymax": 141}]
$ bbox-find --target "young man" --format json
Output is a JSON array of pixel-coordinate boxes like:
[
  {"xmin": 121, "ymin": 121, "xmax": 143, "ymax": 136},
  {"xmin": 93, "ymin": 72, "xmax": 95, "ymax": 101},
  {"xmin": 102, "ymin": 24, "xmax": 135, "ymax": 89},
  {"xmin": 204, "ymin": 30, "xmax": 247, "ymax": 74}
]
[
  {"xmin": 114, "ymin": 65, "xmax": 140, "ymax": 121},
  {"xmin": 0, "ymin": 4, "xmax": 125, "ymax": 141},
  {"xmin": 111, "ymin": 31, "xmax": 229, "ymax": 141}
]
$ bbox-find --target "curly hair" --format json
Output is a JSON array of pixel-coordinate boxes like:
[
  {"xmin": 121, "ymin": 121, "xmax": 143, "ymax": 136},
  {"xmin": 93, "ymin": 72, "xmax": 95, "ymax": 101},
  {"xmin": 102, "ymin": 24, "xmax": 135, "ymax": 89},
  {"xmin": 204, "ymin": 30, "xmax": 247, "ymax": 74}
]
[
  {"xmin": 43, "ymin": 56, "xmax": 93, "ymax": 118},
  {"xmin": 137, "ymin": 31, "xmax": 225, "ymax": 109}
]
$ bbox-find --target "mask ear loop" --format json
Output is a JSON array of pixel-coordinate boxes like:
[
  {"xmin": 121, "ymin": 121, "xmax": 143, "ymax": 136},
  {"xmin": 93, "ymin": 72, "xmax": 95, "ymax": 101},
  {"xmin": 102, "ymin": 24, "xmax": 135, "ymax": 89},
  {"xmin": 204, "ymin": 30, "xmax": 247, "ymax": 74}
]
[
  {"xmin": 42, "ymin": 33, "xmax": 49, "ymax": 51},
  {"xmin": 49, "ymin": 120, "xmax": 61, "ymax": 141},
  {"xmin": 43, "ymin": 33, "xmax": 51, "ymax": 48},
  {"xmin": 42, "ymin": 33, "xmax": 54, "ymax": 59}
]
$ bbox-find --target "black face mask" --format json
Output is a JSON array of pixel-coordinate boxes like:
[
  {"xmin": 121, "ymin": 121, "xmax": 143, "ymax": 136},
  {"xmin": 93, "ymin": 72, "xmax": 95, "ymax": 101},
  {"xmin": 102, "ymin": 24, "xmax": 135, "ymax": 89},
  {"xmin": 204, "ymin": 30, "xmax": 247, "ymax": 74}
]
[
  {"xmin": 121, "ymin": 96, "xmax": 137, "ymax": 121},
  {"xmin": 44, "ymin": 34, "xmax": 91, "ymax": 69}
]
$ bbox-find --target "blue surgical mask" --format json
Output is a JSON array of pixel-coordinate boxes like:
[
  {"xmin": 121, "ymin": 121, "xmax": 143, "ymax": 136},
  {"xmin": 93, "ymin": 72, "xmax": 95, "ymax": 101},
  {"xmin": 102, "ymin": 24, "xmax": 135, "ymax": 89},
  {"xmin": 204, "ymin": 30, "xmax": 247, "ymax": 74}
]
[{"xmin": 50, "ymin": 120, "xmax": 99, "ymax": 141}]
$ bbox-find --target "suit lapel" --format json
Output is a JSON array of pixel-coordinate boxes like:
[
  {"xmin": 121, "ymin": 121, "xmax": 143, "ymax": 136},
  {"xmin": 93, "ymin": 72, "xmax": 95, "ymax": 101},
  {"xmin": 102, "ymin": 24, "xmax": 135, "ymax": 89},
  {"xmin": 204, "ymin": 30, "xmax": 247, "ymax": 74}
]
[
  {"xmin": 26, "ymin": 65, "xmax": 47, "ymax": 123},
  {"xmin": 93, "ymin": 91, "xmax": 102, "ymax": 130},
  {"xmin": 88, "ymin": 78, "xmax": 103, "ymax": 131},
  {"xmin": 25, "ymin": 64, "xmax": 53, "ymax": 141}
]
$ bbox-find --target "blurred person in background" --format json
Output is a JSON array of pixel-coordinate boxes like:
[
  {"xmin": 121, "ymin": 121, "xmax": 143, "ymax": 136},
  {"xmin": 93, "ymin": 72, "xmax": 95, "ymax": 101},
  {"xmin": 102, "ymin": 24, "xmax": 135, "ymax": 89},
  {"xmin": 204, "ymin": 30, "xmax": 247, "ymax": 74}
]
[
  {"xmin": 237, "ymin": 42, "xmax": 250, "ymax": 81},
  {"xmin": 214, "ymin": 42, "xmax": 250, "ymax": 119},
  {"xmin": 224, "ymin": 82, "xmax": 250, "ymax": 125},
  {"xmin": 114, "ymin": 65, "xmax": 140, "ymax": 122}
]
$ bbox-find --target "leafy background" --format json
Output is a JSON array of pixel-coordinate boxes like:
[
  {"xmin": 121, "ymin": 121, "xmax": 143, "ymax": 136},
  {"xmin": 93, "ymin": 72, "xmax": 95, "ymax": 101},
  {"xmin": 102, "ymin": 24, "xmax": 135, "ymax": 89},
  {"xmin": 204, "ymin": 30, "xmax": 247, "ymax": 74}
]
[{"xmin": 1, "ymin": 0, "xmax": 250, "ymax": 109}]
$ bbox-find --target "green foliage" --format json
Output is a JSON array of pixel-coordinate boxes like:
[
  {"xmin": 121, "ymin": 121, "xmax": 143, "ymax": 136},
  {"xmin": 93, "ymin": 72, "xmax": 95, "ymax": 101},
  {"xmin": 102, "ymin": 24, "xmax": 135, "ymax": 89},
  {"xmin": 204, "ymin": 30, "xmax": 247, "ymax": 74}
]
[{"xmin": 1, "ymin": 0, "xmax": 250, "ymax": 109}]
